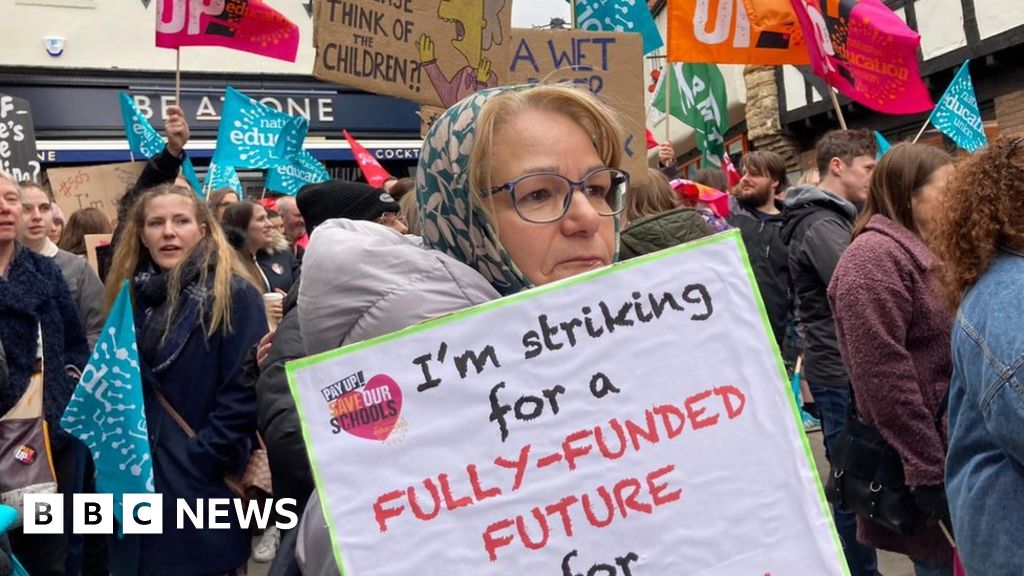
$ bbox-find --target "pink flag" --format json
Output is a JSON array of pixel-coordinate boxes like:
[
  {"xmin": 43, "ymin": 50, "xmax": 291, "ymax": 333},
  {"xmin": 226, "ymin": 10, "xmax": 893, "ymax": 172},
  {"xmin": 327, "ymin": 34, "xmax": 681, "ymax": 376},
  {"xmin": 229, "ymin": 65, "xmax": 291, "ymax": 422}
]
[
  {"xmin": 156, "ymin": 0, "xmax": 299, "ymax": 63},
  {"xmin": 722, "ymin": 153, "xmax": 742, "ymax": 187},
  {"xmin": 343, "ymin": 130, "xmax": 394, "ymax": 189},
  {"xmin": 790, "ymin": 0, "xmax": 932, "ymax": 114},
  {"xmin": 670, "ymin": 179, "xmax": 731, "ymax": 219}
]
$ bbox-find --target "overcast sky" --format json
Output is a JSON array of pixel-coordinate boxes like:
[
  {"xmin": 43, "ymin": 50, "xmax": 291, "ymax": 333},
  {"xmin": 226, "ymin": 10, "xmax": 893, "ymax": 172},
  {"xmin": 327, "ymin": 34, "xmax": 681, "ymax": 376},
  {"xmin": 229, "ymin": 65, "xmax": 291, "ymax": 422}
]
[{"xmin": 511, "ymin": 0, "xmax": 572, "ymax": 29}]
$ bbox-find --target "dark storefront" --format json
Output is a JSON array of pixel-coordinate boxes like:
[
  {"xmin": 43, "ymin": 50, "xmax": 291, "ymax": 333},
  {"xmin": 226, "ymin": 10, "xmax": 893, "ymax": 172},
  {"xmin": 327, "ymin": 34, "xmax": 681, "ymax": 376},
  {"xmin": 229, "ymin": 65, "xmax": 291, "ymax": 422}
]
[{"xmin": 0, "ymin": 66, "xmax": 424, "ymax": 193}]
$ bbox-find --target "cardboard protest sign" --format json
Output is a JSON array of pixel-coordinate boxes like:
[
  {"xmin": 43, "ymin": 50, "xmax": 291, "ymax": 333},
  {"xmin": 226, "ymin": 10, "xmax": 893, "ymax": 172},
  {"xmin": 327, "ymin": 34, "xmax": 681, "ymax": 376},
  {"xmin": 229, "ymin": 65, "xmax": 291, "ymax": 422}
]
[
  {"xmin": 312, "ymin": 0, "xmax": 512, "ymax": 109},
  {"xmin": 47, "ymin": 162, "xmax": 147, "ymax": 225},
  {"xmin": 507, "ymin": 29, "xmax": 647, "ymax": 188},
  {"xmin": 287, "ymin": 231, "xmax": 847, "ymax": 575},
  {"xmin": 0, "ymin": 94, "xmax": 40, "ymax": 182}
]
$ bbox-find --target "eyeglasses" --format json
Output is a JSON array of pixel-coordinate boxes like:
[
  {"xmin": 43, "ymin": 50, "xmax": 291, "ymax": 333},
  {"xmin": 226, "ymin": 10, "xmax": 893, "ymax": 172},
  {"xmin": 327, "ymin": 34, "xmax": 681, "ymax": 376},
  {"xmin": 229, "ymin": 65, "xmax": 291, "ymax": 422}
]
[
  {"xmin": 484, "ymin": 167, "xmax": 629, "ymax": 224},
  {"xmin": 377, "ymin": 212, "xmax": 406, "ymax": 226}
]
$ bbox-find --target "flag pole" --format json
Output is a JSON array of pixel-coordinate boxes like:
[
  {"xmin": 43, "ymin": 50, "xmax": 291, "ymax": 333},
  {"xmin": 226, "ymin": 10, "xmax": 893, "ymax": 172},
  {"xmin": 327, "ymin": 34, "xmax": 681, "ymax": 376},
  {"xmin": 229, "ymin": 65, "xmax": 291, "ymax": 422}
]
[
  {"xmin": 174, "ymin": 49, "xmax": 182, "ymax": 107},
  {"xmin": 828, "ymin": 86, "xmax": 848, "ymax": 130},
  {"xmin": 570, "ymin": 0, "xmax": 578, "ymax": 29},
  {"xmin": 665, "ymin": 59, "xmax": 672, "ymax": 142},
  {"xmin": 912, "ymin": 116, "xmax": 931, "ymax": 143}
]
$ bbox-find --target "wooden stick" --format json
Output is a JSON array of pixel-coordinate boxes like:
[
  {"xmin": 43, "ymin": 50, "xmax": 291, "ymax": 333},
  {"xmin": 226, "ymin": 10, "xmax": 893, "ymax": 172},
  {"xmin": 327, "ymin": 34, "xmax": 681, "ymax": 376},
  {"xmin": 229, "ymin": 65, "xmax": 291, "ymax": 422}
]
[
  {"xmin": 912, "ymin": 117, "xmax": 931, "ymax": 143},
  {"xmin": 664, "ymin": 61, "xmax": 672, "ymax": 142},
  {"xmin": 828, "ymin": 87, "xmax": 847, "ymax": 130},
  {"xmin": 175, "ymin": 49, "xmax": 181, "ymax": 107},
  {"xmin": 938, "ymin": 520, "xmax": 956, "ymax": 548},
  {"xmin": 570, "ymin": 0, "xmax": 578, "ymax": 29}
]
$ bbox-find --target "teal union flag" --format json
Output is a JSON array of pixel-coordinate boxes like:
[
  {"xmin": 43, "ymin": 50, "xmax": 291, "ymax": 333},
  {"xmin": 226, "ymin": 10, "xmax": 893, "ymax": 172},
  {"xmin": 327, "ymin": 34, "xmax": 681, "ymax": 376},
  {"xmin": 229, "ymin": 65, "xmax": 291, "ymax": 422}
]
[
  {"xmin": 266, "ymin": 149, "xmax": 331, "ymax": 196},
  {"xmin": 61, "ymin": 281, "xmax": 154, "ymax": 534},
  {"xmin": 929, "ymin": 61, "xmax": 988, "ymax": 153},
  {"xmin": 119, "ymin": 92, "xmax": 205, "ymax": 197},
  {"xmin": 212, "ymin": 86, "xmax": 308, "ymax": 169}
]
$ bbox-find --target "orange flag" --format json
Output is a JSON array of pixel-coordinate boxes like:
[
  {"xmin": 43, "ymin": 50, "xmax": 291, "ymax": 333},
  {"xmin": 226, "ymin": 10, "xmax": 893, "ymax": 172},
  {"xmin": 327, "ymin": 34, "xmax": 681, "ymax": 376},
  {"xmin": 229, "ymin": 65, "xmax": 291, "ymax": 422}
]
[{"xmin": 668, "ymin": 0, "xmax": 810, "ymax": 65}]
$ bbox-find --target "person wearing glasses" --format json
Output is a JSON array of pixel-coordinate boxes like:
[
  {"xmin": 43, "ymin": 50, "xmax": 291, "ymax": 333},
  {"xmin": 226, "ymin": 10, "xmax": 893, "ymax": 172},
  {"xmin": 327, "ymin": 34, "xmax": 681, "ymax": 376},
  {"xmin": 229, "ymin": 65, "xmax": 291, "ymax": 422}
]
[
  {"xmin": 291, "ymin": 84, "xmax": 628, "ymax": 575},
  {"xmin": 931, "ymin": 137, "xmax": 1024, "ymax": 576}
]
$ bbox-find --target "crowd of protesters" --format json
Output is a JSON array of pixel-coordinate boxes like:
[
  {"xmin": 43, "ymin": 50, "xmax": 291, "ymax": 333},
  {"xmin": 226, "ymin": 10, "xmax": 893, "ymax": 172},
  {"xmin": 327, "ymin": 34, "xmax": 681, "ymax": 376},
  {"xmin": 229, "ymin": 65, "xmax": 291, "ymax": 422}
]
[{"xmin": 0, "ymin": 83, "xmax": 1022, "ymax": 576}]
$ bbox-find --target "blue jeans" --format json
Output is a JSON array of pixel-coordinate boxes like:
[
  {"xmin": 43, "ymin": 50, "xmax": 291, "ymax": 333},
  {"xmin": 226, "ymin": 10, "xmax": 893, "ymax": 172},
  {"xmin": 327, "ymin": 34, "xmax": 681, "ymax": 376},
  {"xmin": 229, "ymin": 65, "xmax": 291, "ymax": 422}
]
[
  {"xmin": 809, "ymin": 382, "xmax": 880, "ymax": 576},
  {"xmin": 913, "ymin": 559, "xmax": 953, "ymax": 576}
]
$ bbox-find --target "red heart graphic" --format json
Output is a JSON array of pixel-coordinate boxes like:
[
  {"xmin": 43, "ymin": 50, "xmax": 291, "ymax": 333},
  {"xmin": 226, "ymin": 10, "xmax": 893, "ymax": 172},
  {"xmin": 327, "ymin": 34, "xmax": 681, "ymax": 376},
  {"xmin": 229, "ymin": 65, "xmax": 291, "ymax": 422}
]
[{"xmin": 335, "ymin": 374, "xmax": 403, "ymax": 442}]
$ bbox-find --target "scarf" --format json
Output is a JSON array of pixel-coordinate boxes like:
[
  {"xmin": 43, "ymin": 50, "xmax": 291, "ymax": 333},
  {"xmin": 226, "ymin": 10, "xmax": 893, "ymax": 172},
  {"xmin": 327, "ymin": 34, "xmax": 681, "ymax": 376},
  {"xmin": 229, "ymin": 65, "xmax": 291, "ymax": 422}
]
[
  {"xmin": 415, "ymin": 86, "xmax": 530, "ymax": 297},
  {"xmin": 415, "ymin": 86, "xmax": 624, "ymax": 296},
  {"xmin": 132, "ymin": 248, "xmax": 212, "ymax": 373}
]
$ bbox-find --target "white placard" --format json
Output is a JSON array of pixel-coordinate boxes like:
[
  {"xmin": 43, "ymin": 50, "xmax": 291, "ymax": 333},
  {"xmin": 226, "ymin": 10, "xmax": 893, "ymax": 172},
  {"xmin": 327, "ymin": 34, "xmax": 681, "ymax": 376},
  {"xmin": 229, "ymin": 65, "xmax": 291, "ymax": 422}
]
[{"xmin": 287, "ymin": 231, "xmax": 847, "ymax": 575}]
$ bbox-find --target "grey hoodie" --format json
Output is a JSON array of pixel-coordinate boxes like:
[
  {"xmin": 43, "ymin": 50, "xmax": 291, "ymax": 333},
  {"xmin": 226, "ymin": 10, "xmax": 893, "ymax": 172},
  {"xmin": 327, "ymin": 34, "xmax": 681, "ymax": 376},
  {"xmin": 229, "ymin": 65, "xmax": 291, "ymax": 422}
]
[
  {"xmin": 296, "ymin": 219, "xmax": 500, "ymax": 575},
  {"xmin": 780, "ymin": 185, "xmax": 858, "ymax": 386}
]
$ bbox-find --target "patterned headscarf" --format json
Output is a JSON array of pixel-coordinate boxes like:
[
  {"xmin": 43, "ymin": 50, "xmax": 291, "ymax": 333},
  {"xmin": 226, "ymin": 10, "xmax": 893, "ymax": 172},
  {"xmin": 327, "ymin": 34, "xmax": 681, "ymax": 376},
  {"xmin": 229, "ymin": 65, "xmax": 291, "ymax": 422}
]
[{"xmin": 416, "ymin": 86, "xmax": 530, "ymax": 296}]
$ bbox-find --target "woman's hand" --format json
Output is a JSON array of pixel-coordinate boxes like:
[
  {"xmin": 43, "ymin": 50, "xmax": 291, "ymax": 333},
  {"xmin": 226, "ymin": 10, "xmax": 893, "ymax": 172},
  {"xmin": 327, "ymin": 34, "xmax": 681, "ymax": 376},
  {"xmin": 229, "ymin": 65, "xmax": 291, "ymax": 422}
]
[{"xmin": 256, "ymin": 329, "xmax": 275, "ymax": 367}]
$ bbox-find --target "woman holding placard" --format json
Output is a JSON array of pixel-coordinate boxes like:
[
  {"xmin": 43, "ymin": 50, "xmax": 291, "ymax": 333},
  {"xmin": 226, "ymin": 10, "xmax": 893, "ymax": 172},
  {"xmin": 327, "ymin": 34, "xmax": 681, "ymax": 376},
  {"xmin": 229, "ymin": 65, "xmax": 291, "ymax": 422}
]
[
  {"xmin": 828, "ymin": 143, "xmax": 955, "ymax": 575},
  {"xmin": 295, "ymin": 84, "xmax": 629, "ymax": 575},
  {"xmin": 104, "ymin": 184, "xmax": 266, "ymax": 576}
]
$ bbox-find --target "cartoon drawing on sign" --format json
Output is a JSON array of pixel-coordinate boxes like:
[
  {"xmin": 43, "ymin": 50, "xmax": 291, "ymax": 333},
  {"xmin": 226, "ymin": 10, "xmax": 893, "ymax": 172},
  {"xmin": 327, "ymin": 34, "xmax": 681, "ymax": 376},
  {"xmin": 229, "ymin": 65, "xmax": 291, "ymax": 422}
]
[{"xmin": 416, "ymin": 0, "xmax": 507, "ymax": 108}]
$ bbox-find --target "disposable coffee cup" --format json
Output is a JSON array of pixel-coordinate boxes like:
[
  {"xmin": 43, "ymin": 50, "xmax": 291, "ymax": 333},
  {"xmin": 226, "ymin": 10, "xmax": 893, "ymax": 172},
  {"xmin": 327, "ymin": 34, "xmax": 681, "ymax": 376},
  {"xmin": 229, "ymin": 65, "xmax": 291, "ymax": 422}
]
[{"xmin": 263, "ymin": 292, "xmax": 284, "ymax": 329}]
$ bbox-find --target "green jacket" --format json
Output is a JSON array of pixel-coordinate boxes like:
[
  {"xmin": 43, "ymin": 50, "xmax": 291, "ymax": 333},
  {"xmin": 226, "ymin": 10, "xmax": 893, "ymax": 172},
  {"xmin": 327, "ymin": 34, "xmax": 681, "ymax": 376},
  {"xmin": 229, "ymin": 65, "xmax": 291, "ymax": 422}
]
[{"xmin": 620, "ymin": 206, "xmax": 713, "ymax": 260}]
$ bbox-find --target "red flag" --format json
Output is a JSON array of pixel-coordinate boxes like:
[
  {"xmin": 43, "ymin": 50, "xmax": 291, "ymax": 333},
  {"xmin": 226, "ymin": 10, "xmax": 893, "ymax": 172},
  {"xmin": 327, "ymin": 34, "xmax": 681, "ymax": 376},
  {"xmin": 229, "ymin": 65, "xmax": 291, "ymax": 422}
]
[
  {"xmin": 722, "ymin": 153, "xmax": 742, "ymax": 187},
  {"xmin": 343, "ymin": 130, "xmax": 394, "ymax": 189},
  {"xmin": 789, "ymin": 0, "xmax": 932, "ymax": 114},
  {"xmin": 645, "ymin": 129, "xmax": 659, "ymax": 150},
  {"xmin": 670, "ymin": 179, "xmax": 731, "ymax": 218},
  {"xmin": 156, "ymin": 0, "xmax": 299, "ymax": 63}
]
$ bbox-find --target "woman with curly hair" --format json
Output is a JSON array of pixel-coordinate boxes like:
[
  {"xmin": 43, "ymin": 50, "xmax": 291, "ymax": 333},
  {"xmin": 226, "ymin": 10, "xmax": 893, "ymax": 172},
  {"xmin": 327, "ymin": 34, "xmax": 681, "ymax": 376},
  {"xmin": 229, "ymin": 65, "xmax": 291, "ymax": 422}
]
[{"xmin": 931, "ymin": 137, "xmax": 1024, "ymax": 576}]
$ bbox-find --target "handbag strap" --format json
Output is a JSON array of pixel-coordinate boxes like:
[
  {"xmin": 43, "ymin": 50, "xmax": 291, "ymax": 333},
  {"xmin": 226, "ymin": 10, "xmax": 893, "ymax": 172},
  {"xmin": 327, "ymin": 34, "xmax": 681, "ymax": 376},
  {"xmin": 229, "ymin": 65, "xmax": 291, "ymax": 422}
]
[
  {"xmin": 151, "ymin": 386, "xmax": 249, "ymax": 499},
  {"xmin": 152, "ymin": 387, "xmax": 196, "ymax": 438}
]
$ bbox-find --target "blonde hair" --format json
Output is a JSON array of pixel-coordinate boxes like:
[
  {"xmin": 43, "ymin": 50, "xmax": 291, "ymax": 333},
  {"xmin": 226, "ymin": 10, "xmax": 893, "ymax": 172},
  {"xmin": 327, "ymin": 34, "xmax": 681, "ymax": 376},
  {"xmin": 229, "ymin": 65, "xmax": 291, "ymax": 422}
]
[
  {"xmin": 105, "ymin": 184, "xmax": 252, "ymax": 338},
  {"xmin": 469, "ymin": 85, "xmax": 625, "ymax": 220},
  {"xmin": 399, "ymin": 190, "xmax": 421, "ymax": 236},
  {"xmin": 625, "ymin": 168, "xmax": 677, "ymax": 225}
]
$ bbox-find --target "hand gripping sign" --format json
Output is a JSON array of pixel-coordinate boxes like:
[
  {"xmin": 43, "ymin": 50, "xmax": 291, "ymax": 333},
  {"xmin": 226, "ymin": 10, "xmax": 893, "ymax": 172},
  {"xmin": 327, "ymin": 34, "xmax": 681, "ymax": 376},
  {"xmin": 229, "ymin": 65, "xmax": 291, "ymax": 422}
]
[{"xmin": 287, "ymin": 231, "xmax": 847, "ymax": 575}]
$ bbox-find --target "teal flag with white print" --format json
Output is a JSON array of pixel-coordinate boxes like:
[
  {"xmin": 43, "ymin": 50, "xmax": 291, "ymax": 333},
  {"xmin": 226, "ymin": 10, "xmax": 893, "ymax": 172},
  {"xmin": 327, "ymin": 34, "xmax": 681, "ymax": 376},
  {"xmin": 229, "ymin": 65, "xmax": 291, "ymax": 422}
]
[
  {"xmin": 61, "ymin": 281, "xmax": 153, "ymax": 534},
  {"xmin": 119, "ymin": 92, "xmax": 205, "ymax": 198},
  {"xmin": 929, "ymin": 61, "xmax": 987, "ymax": 153}
]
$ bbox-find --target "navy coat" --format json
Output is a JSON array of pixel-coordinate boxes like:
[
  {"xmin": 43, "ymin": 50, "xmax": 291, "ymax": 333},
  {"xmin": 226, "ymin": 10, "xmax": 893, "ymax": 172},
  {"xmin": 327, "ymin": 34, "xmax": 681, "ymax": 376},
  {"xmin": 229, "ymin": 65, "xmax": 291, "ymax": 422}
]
[
  {"xmin": 109, "ymin": 277, "xmax": 267, "ymax": 576},
  {"xmin": 257, "ymin": 248, "xmax": 300, "ymax": 294}
]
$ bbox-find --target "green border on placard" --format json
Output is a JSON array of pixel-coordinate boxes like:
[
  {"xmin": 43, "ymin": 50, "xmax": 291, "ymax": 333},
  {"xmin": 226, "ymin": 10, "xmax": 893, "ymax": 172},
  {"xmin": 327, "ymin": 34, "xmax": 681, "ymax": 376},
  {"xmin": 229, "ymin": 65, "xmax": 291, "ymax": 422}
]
[
  {"xmin": 285, "ymin": 230, "xmax": 848, "ymax": 575},
  {"xmin": 729, "ymin": 233, "xmax": 851, "ymax": 575}
]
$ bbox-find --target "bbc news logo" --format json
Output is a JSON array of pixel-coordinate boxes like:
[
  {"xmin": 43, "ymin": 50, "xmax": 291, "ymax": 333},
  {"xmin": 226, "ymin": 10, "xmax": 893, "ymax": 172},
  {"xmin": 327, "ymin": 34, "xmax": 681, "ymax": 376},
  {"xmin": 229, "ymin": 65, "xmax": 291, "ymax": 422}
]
[{"xmin": 23, "ymin": 494, "xmax": 298, "ymax": 534}]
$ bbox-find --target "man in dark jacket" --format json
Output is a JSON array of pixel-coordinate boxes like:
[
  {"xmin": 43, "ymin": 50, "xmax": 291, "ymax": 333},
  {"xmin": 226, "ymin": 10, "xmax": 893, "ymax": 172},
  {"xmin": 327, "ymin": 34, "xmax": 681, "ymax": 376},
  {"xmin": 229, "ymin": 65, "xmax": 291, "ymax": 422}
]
[
  {"xmin": 780, "ymin": 129, "xmax": 878, "ymax": 576},
  {"xmin": 727, "ymin": 150, "xmax": 791, "ymax": 352}
]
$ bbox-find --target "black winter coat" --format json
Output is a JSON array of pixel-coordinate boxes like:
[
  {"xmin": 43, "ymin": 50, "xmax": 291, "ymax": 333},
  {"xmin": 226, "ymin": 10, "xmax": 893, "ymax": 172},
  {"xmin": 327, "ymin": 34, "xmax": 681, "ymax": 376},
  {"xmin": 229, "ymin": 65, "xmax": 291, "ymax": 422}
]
[
  {"xmin": 254, "ymin": 284, "xmax": 314, "ymax": 514},
  {"xmin": 780, "ymin": 186, "xmax": 858, "ymax": 386},
  {"xmin": 257, "ymin": 248, "xmax": 301, "ymax": 294},
  {"xmin": 727, "ymin": 201, "xmax": 792, "ymax": 349}
]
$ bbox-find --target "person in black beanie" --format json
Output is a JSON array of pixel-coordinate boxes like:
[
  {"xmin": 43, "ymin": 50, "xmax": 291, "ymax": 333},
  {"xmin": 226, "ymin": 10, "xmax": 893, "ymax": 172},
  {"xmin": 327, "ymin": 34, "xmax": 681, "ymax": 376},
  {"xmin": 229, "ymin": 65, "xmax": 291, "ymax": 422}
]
[
  {"xmin": 296, "ymin": 180, "xmax": 407, "ymax": 235},
  {"xmin": 251, "ymin": 178, "xmax": 405, "ymax": 572}
]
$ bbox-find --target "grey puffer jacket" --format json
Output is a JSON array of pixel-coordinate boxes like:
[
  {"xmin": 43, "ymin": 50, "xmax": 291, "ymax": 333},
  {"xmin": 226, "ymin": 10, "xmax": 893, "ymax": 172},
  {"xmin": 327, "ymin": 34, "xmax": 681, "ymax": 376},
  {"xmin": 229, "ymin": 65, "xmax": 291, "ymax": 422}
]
[{"xmin": 296, "ymin": 219, "xmax": 500, "ymax": 576}]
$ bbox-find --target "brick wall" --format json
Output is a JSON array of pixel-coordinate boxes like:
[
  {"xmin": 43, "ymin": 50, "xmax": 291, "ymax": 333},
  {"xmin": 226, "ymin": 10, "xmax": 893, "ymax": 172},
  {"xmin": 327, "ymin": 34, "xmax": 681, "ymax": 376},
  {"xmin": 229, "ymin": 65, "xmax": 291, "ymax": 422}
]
[{"xmin": 995, "ymin": 89, "xmax": 1024, "ymax": 137}]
